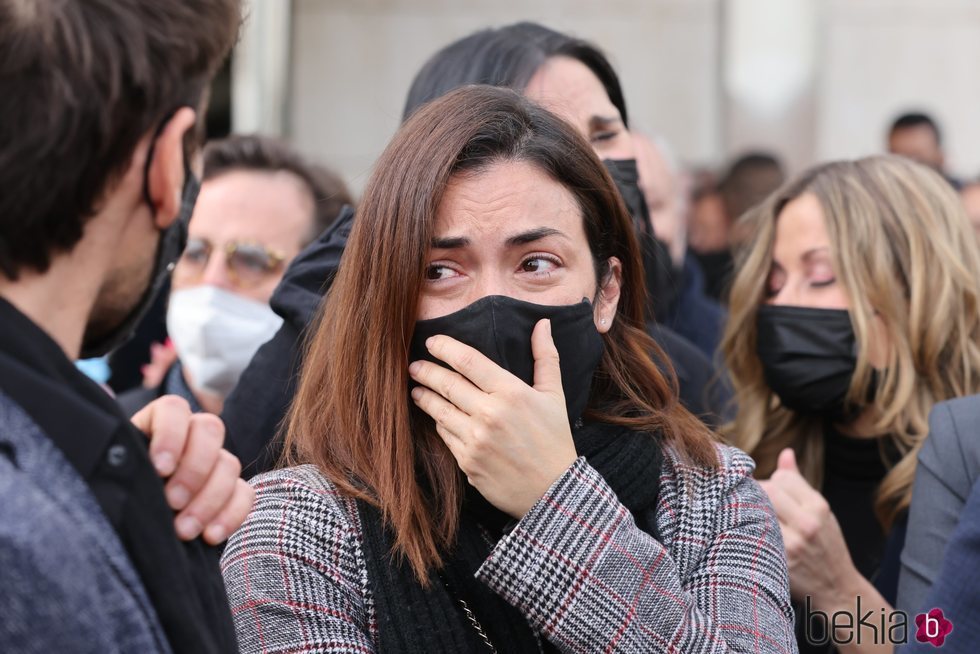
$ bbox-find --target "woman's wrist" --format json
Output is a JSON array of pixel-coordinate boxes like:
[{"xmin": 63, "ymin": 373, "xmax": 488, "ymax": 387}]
[{"xmin": 811, "ymin": 564, "xmax": 870, "ymax": 615}]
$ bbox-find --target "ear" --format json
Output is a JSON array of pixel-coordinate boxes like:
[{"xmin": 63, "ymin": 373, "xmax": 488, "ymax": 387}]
[
  {"xmin": 594, "ymin": 257, "xmax": 622, "ymax": 334},
  {"xmin": 145, "ymin": 107, "xmax": 197, "ymax": 230}
]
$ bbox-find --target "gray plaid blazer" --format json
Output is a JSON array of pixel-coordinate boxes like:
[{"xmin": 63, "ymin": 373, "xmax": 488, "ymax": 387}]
[{"xmin": 222, "ymin": 442, "xmax": 797, "ymax": 653}]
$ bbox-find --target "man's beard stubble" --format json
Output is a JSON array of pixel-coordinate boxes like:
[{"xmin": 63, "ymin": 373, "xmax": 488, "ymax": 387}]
[{"xmin": 81, "ymin": 238, "xmax": 157, "ymax": 354}]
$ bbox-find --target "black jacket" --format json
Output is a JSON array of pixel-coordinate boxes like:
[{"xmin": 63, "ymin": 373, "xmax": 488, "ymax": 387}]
[{"xmin": 222, "ymin": 207, "xmax": 732, "ymax": 479}]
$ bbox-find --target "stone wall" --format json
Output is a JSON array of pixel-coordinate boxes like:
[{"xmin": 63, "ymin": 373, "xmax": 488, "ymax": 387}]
[{"xmin": 270, "ymin": 0, "xmax": 980, "ymax": 195}]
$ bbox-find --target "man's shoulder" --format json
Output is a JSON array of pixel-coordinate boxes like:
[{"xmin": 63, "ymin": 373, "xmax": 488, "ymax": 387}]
[
  {"xmin": 0, "ymin": 398, "xmax": 113, "ymax": 573},
  {"xmin": 0, "ymin": 395, "xmax": 170, "ymax": 652}
]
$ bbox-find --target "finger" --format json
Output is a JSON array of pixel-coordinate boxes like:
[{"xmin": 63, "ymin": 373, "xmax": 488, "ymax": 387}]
[
  {"xmin": 411, "ymin": 385, "xmax": 473, "ymax": 442},
  {"xmin": 164, "ymin": 413, "xmax": 224, "ymax": 511},
  {"xmin": 202, "ymin": 479, "xmax": 255, "ymax": 545},
  {"xmin": 424, "ymin": 335, "xmax": 517, "ymax": 393},
  {"xmin": 531, "ymin": 319, "xmax": 564, "ymax": 395},
  {"xmin": 408, "ymin": 360, "xmax": 485, "ymax": 415},
  {"xmin": 776, "ymin": 448, "xmax": 799, "ymax": 473},
  {"xmin": 770, "ymin": 464, "xmax": 820, "ymax": 506},
  {"xmin": 434, "ymin": 422, "xmax": 467, "ymax": 462},
  {"xmin": 131, "ymin": 395, "xmax": 192, "ymax": 477},
  {"xmin": 781, "ymin": 525, "xmax": 803, "ymax": 564},
  {"xmin": 761, "ymin": 481, "xmax": 802, "ymax": 522},
  {"xmin": 174, "ymin": 449, "xmax": 240, "ymax": 541}
]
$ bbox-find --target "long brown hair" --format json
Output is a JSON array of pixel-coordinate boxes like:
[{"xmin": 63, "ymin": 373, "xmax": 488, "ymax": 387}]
[
  {"xmin": 722, "ymin": 155, "xmax": 980, "ymax": 528},
  {"xmin": 284, "ymin": 85, "xmax": 717, "ymax": 582}
]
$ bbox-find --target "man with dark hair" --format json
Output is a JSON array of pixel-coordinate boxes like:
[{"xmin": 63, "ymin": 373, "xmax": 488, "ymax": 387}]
[
  {"xmin": 0, "ymin": 2, "xmax": 251, "ymax": 652},
  {"xmin": 203, "ymin": 135, "xmax": 353, "ymax": 240},
  {"xmin": 119, "ymin": 134, "xmax": 352, "ymax": 417},
  {"xmin": 887, "ymin": 111, "xmax": 959, "ymax": 187},
  {"xmin": 690, "ymin": 152, "xmax": 785, "ymax": 302}
]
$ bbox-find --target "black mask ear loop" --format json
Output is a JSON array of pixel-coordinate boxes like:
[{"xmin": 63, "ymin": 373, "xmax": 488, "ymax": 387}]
[{"xmin": 141, "ymin": 109, "xmax": 198, "ymax": 280}]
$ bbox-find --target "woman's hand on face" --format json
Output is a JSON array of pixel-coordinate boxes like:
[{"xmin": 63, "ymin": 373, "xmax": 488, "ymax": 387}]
[
  {"xmin": 409, "ymin": 319, "xmax": 578, "ymax": 519},
  {"xmin": 759, "ymin": 448, "xmax": 862, "ymax": 610}
]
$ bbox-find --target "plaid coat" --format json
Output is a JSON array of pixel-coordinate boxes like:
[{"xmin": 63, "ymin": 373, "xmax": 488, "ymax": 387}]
[{"xmin": 221, "ymin": 443, "xmax": 796, "ymax": 653}]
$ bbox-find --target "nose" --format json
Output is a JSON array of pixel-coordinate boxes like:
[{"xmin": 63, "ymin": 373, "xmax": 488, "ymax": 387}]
[
  {"xmin": 199, "ymin": 249, "xmax": 235, "ymax": 291},
  {"xmin": 465, "ymin": 272, "xmax": 536, "ymax": 307}
]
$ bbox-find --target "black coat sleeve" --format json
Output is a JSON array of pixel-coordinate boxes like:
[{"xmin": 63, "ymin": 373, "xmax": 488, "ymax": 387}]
[{"xmin": 222, "ymin": 206, "xmax": 354, "ymax": 478}]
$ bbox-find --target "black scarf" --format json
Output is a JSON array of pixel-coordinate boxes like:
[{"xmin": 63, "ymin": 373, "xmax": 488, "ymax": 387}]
[{"xmin": 357, "ymin": 420, "xmax": 664, "ymax": 653}]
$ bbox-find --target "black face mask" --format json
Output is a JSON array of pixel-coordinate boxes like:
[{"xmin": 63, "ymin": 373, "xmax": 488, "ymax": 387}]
[
  {"xmin": 602, "ymin": 158, "xmax": 678, "ymax": 320},
  {"xmin": 409, "ymin": 295, "xmax": 605, "ymax": 422},
  {"xmin": 80, "ymin": 148, "xmax": 199, "ymax": 358},
  {"xmin": 755, "ymin": 305, "xmax": 859, "ymax": 417},
  {"xmin": 602, "ymin": 158, "xmax": 650, "ymax": 236}
]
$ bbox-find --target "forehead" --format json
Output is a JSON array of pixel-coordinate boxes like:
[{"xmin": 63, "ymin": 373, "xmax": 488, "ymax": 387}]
[
  {"xmin": 189, "ymin": 169, "xmax": 314, "ymax": 242},
  {"xmin": 434, "ymin": 160, "xmax": 585, "ymax": 239},
  {"xmin": 524, "ymin": 55, "xmax": 620, "ymax": 132},
  {"xmin": 889, "ymin": 124, "xmax": 939, "ymax": 148},
  {"xmin": 773, "ymin": 193, "xmax": 831, "ymax": 259}
]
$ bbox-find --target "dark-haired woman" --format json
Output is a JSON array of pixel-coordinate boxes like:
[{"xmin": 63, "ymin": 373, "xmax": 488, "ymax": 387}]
[{"xmin": 221, "ymin": 86, "xmax": 794, "ymax": 653}]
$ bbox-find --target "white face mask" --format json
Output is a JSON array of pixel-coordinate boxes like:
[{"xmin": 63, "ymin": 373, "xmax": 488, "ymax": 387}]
[{"xmin": 166, "ymin": 285, "xmax": 284, "ymax": 398}]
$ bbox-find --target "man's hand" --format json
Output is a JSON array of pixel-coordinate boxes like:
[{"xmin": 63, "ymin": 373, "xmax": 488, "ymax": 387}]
[{"xmin": 131, "ymin": 395, "xmax": 255, "ymax": 544}]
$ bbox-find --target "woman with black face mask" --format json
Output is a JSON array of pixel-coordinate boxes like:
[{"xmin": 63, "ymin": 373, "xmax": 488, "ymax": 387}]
[
  {"xmin": 401, "ymin": 20, "xmax": 729, "ymax": 421},
  {"xmin": 221, "ymin": 87, "xmax": 794, "ymax": 653},
  {"xmin": 722, "ymin": 155, "xmax": 980, "ymax": 654}
]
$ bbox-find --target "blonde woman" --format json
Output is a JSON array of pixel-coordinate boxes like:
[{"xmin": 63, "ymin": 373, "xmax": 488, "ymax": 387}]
[{"xmin": 722, "ymin": 155, "xmax": 980, "ymax": 653}]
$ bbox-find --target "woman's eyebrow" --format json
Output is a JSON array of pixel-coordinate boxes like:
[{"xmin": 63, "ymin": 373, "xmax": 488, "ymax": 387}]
[
  {"xmin": 505, "ymin": 227, "xmax": 567, "ymax": 246},
  {"xmin": 589, "ymin": 114, "xmax": 622, "ymax": 130},
  {"xmin": 802, "ymin": 246, "xmax": 831, "ymax": 263},
  {"xmin": 430, "ymin": 236, "xmax": 469, "ymax": 249}
]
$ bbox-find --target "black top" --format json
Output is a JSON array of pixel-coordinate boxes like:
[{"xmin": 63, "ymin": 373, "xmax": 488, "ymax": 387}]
[
  {"xmin": 796, "ymin": 425, "xmax": 893, "ymax": 654},
  {"xmin": 0, "ymin": 297, "xmax": 237, "ymax": 654},
  {"xmin": 822, "ymin": 426, "xmax": 890, "ymax": 580}
]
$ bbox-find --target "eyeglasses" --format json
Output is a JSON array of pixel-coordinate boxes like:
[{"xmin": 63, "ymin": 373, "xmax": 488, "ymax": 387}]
[{"xmin": 175, "ymin": 237, "xmax": 286, "ymax": 288}]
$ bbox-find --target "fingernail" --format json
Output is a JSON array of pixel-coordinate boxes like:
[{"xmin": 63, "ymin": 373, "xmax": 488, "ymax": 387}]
[
  {"xmin": 167, "ymin": 483, "xmax": 191, "ymax": 510},
  {"xmin": 425, "ymin": 336, "xmax": 435, "ymax": 349},
  {"xmin": 176, "ymin": 516, "xmax": 202, "ymax": 540},
  {"xmin": 204, "ymin": 524, "xmax": 227, "ymax": 544},
  {"xmin": 411, "ymin": 387, "xmax": 423, "ymax": 401},
  {"xmin": 408, "ymin": 361, "xmax": 421, "ymax": 376},
  {"xmin": 545, "ymin": 319, "xmax": 552, "ymax": 336},
  {"xmin": 153, "ymin": 452, "xmax": 176, "ymax": 476}
]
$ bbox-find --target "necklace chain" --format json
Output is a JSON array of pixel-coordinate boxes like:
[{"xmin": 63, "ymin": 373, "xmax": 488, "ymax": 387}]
[
  {"xmin": 455, "ymin": 596, "xmax": 499, "ymax": 653},
  {"xmin": 442, "ymin": 524, "xmax": 544, "ymax": 654}
]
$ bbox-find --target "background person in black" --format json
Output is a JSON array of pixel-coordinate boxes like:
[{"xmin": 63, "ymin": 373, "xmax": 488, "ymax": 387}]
[{"xmin": 0, "ymin": 1, "xmax": 252, "ymax": 651}]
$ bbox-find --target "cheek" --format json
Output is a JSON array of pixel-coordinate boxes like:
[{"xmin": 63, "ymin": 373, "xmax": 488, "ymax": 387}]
[
  {"xmin": 416, "ymin": 293, "xmax": 475, "ymax": 321},
  {"xmin": 242, "ymin": 278, "xmax": 279, "ymax": 305}
]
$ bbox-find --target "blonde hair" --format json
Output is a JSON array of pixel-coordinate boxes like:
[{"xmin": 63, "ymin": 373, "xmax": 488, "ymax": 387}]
[{"xmin": 722, "ymin": 155, "xmax": 980, "ymax": 529}]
